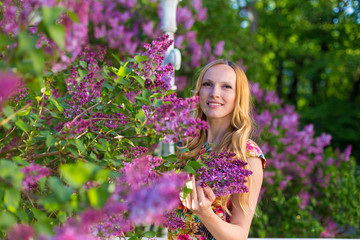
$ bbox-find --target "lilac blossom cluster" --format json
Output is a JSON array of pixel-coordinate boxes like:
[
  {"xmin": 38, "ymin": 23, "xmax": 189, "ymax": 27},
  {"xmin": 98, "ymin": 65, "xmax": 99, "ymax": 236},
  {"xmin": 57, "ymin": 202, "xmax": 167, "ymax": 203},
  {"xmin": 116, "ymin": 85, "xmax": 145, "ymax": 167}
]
[
  {"xmin": 0, "ymin": 72, "xmax": 21, "ymax": 111},
  {"xmin": 197, "ymin": 151, "xmax": 253, "ymax": 197},
  {"xmin": 90, "ymin": 0, "xmax": 160, "ymax": 54},
  {"xmin": 61, "ymin": 48, "xmax": 108, "ymax": 135},
  {"xmin": 48, "ymin": 156, "xmax": 186, "ymax": 238},
  {"xmin": 132, "ymin": 35, "xmax": 174, "ymax": 90},
  {"xmin": 144, "ymin": 95, "xmax": 208, "ymax": 143},
  {"xmin": 21, "ymin": 163, "xmax": 51, "ymax": 190},
  {"xmin": 122, "ymin": 146, "xmax": 149, "ymax": 159},
  {"xmin": 122, "ymin": 155, "xmax": 163, "ymax": 187},
  {"xmin": 127, "ymin": 172, "xmax": 187, "ymax": 225},
  {"xmin": 163, "ymin": 211, "xmax": 186, "ymax": 231},
  {"xmin": 0, "ymin": 0, "xmax": 90, "ymax": 72}
]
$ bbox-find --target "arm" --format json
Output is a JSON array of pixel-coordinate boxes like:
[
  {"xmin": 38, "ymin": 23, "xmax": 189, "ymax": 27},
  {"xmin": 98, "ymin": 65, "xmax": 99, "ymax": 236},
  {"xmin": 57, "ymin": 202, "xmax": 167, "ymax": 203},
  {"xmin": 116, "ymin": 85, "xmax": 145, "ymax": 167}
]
[{"xmin": 183, "ymin": 157, "xmax": 264, "ymax": 240}]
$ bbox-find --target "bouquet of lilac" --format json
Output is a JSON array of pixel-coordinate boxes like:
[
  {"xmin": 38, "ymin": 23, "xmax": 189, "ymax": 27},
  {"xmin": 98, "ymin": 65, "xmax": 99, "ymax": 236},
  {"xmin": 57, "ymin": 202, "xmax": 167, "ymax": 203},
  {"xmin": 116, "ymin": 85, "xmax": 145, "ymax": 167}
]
[{"xmin": 194, "ymin": 151, "xmax": 253, "ymax": 197}]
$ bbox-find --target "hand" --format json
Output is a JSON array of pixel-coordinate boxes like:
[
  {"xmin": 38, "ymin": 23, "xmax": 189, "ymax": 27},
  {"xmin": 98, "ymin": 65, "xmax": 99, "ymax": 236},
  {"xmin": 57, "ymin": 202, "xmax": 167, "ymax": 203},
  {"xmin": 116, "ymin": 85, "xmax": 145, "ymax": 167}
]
[{"xmin": 182, "ymin": 175, "xmax": 216, "ymax": 216}]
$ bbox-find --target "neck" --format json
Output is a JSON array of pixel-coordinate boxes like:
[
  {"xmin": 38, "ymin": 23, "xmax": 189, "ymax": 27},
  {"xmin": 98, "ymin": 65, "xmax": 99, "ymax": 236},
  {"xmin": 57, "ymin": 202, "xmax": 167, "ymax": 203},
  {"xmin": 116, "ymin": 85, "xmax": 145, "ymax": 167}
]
[{"xmin": 206, "ymin": 117, "xmax": 232, "ymax": 144}]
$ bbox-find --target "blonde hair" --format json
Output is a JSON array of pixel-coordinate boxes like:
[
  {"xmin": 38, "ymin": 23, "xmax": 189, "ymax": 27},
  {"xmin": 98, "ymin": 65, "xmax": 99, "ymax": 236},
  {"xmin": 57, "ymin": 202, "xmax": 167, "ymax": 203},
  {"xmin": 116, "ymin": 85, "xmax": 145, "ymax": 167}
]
[{"xmin": 178, "ymin": 59, "xmax": 254, "ymax": 214}]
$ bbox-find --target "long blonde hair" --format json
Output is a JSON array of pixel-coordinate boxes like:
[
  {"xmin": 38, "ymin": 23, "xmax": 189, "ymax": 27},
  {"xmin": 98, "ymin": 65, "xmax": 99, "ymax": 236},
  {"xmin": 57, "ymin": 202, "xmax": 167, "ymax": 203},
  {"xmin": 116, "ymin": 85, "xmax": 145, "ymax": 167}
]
[{"xmin": 178, "ymin": 59, "xmax": 254, "ymax": 214}]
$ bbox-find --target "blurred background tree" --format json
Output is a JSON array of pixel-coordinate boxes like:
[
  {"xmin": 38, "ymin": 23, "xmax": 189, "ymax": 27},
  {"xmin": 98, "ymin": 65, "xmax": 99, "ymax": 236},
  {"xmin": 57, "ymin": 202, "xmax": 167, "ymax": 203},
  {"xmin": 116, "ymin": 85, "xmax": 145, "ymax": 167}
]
[{"xmin": 181, "ymin": 0, "xmax": 360, "ymax": 162}]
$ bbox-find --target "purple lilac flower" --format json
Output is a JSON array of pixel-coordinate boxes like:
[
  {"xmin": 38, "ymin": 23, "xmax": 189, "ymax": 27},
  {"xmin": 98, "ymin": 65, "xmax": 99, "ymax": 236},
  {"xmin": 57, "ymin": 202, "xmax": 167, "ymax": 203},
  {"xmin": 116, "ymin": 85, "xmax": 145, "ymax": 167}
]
[
  {"xmin": 127, "ymin": 172, "xmax": 187, "ymax": 225},
  {"xmin": 202, "ymin": 39, "xmax": 211, "ymax": 60},
  {"xmin": 145, "ymin": 95, "xmax": 208, "ymax": 143},
  {"xmin": 122, "ymin": 155, "xmax": 163, "ymax": 188},
  {"xmin": 190, "ymin": 42, "xmax": 202, "ymax": 68},
  {"xmin": 175, "ymin": 35, "xmax": 185, "ymax": 48},
  {"xmin": 196, "ymin": 8, "xmax": 208, "ymax": 21},
  {"xmin": 0, "ymin": 72, "xmax": 21, "ymax": 110},
  {"xmin": 21, "ymin": 163, "xmax": 51, "ymax": 190},
  {"xmin": 8, "ymin": 224, "xmax": 34, "ymax": 240},
  {"xmin": 175, "ymin": 76, "xmax": 187, "ymax": 91},
  {"xmin": 132, "ymin": 35, "xmax": 174, "ymax": 91},
  {"xmin": 213, "ymin": 41, "xmax": 225, "ymax": 56},
  {"xmin": 122, "ymin": 146, "xmax": 149, "ymax": 159},
  {"xmin": 341, "ymin": 145, "xmax": 352, "ymax": 162},
  {"xmin": 250, "ymin": 82, "xmax": 263, "ymax": 101},
  {"xmin": 320, "ymin": 219, "xmax": 337, "ymax": 238},
  {"xmin": 197, "ymin": 151, "xmax": 253, "ymax": 197},
  {"xmin": 164, "ymin": 211, "xmax": 186, "ymax": 230}
]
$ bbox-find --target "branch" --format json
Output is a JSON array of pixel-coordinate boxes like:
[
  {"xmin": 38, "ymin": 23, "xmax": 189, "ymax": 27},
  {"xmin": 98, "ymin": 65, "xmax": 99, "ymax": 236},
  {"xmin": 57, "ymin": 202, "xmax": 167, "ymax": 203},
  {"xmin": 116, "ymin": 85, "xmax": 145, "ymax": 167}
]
[
  {"xmin": 0, "ymin": 104, "xmax": 31, "ymax": 126},
  {"xmin": 25, "ymin": 151, "xmax": 60, "ymax": 161}
]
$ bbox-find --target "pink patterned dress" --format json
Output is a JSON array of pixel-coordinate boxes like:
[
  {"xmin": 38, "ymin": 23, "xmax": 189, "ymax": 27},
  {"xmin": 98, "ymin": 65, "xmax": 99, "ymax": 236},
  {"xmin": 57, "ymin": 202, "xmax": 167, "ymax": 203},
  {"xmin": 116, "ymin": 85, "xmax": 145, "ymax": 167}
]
[{"xmin": 167, "ymin": 139, "xmax": 266, "ymax": 240}]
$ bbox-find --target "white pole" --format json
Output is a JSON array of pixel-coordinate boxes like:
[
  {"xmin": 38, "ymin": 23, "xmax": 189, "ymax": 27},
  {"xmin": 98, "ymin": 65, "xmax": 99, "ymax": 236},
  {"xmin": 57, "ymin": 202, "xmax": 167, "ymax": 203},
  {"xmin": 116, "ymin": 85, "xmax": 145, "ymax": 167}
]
[{"xmin": 159, "ymin": 0, "xmax": 182, "ymax": 156}]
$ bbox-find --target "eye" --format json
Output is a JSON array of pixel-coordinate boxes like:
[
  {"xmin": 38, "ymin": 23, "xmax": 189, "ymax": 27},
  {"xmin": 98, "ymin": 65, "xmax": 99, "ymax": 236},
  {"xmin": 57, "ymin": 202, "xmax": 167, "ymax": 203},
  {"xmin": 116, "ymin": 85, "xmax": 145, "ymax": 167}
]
[
  {"xmin": 202, "ymin": 82, "xmax": 211, "ymax": 87},
  {"xmin": 224, "ymin": 85, "xmax": 232, "ymax": 89}
]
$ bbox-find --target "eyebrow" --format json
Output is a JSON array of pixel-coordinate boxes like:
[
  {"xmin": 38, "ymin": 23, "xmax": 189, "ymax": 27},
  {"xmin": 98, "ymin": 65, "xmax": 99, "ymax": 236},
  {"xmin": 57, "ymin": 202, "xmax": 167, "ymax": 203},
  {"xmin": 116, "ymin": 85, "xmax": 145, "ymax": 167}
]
[{"xmin": 202, "ymin": 79, "xmax": 234, "ymax": 84}]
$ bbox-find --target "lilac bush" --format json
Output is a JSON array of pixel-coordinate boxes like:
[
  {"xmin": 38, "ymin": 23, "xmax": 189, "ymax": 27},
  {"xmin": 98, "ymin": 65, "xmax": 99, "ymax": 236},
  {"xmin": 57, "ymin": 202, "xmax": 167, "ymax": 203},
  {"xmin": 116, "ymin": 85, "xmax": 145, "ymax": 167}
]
[{"xmin": 249, "ymin": 82, "xmax": 360, "ymax": 237}]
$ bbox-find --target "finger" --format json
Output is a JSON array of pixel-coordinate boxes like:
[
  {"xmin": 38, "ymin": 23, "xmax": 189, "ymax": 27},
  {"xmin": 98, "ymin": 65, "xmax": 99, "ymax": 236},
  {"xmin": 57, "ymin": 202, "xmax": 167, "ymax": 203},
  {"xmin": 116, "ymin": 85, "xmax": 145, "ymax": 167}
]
[
  {"xmin": 203, "ymin": 186, "xmax": 216, "ymax": 202},
  {"xmin": 196, "ymin": 183, "xmax": 206, "ymax": 205},
  {"xmin": 184, "ymin": 193, "xmax": 191, "ymax": 209},
  {"xmin": 190, "ymin": 175, "xmax": 198, "ymax": 208}
]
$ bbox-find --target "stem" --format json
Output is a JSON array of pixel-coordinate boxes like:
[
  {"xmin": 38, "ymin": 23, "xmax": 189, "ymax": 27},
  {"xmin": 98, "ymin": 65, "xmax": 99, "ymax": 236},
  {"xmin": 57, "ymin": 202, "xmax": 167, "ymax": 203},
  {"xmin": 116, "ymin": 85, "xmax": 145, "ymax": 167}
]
[
  {"xmin": 25, "ymin": 90, "xmax": 46, "ymax": 152},
  {"xmin": 0, "ymin": 104, "xmax": 30, "ymax": 127}
]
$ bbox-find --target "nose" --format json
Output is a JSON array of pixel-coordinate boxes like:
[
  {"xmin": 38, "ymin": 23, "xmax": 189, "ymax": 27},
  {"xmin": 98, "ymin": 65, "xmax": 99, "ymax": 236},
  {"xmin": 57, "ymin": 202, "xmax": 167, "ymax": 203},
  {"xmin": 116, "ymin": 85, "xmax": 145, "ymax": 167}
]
[{"xmin": 210, "ymin": 85, "xmax": 220, "ymax": 98}]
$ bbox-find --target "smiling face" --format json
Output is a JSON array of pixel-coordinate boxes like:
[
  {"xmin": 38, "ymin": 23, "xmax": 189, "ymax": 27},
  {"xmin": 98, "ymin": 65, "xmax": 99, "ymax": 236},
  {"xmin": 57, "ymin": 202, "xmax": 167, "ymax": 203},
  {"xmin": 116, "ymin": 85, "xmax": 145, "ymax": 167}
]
[{"xmin": 199, "ymin": 64, "xmax": 237, "ymax": 125}]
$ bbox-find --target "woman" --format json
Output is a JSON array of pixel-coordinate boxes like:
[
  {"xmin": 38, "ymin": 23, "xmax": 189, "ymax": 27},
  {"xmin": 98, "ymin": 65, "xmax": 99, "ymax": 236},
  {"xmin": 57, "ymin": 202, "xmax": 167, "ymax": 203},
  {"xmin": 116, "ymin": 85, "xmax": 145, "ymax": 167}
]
[{"xmin": 168, "ymin": 59, "xmax": 266, "ymax": 240}]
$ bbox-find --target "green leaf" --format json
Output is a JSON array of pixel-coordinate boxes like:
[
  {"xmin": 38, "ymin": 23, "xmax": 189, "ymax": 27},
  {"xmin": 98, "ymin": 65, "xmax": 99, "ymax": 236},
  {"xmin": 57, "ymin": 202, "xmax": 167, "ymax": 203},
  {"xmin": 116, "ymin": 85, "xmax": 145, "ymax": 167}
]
[
  {"xmin": 18, "ymin": 32, "xmax": 36, "ymax": 52},
  {"xmin": 16, "ymin": 208, "xmax": 29, "ymax": 223},
  {"xmin": 153, "ymin": 98, "xmax": 163, "ymax": 108},
  {"xmin": 47, "ymin": 24, "xmax": 65, "ymax": 50},
  {"xmin": 41, "ymin": 6, "xmax": 64, "ymax": 25},
  {"xmin": 134, "ymin": 55, "xmax": 149, "ymax": 62},
  {"xmin": 111, "ymin": 53, "xmax": 121, "ymax": 64},
  {"xmin": 12, "ymin": 156, "xmax": 29, "ymax": 166},
  {"xmin": 48, "ymin": 177, "xmax": 73, "ymax": 202},
  {"xmin": 0, "ymin": 33, "xmax": 11, "ymax": 49},
  {"xmin": 60, "ymin": 162, "xmax": 97, "ymax": 188},
  {"xmin": 162, "ymin": 154, "xmax": 177, "ymax": 163},
  {"xmin": 0, "ymin": 211, "xmax": 16, "ymax": 228},
  {"xmin": 184, "ymin": 165, "xmax": 197, "ymax": 175},
  {"xmin": 4, "ymin": 188, "xmax": 20, "ymax": 213},
  {"xmin": 180, "ymin": 147, "xmax": 190, "ymax": 153},
  {"xmin": 133, "ymin": 75, "xmax": 145, "ymax": 88},
  {"xmin": 74, "ymin": 139, "xmax": 86, "ymax": 154},
  {"xmin": 128, "ymin": 236, "xmax": 140, "ymax": 240},
  {"xmin": 2, "ymin": 105, "xmax": 14, "ymax": 117},
  {"xmin": 186, "ymin": 160, "xmax": 205, "ymax": 171},
  {"xmin": 117, "ymin": 66, "xmax": 126, "ymax": 77},
  {"xmin": 150, "ymin": 92, "xmax": 163, "ymax": 98},
  {"xmin": 66, "ymin": 10, "xmax": 79, "ymax": 22},
  {"xmin": 17, "ymin": 106, "xmax": 32, "ymax": 116},
  {"xmin": 46, "ymin": 133, "xmax": 56, "ymax": 148},
  {"xmin": 50, "ymin": 97, "xmax": 64, "ymax": 112},
  {"xmin": 135, "ymin": 109, "xmax": 146, "ymax": 123},
  {"xmin": 143, "ymin": 230, "xmax": 156, "ymax": 238},
  {"xmin": 78, "ymin": 68, "xmax": 88, "ymax": 79},
  {"xmin": 0, "ymin": 160, "xmax": 23, "ymax": 189},
  {"xmin": 87, "ymin": 187, "xmax": 109, "ymax": 209},
  {"xmin": 79, "ymin": 61, "xmax": 87, "ymax": 68},
  {"xmin": 15, "ymin": 119, "xmax": 31, "ymax": 132},
  {"xmin": 30, "ymin": 49, "xmax": 45, "ymax": 75}
]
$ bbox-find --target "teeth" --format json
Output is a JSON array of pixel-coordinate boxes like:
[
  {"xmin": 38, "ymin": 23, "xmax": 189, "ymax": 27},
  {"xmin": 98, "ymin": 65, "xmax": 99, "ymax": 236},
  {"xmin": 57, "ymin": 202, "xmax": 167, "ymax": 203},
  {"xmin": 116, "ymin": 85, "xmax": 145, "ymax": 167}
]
[{"xmin": 208, "ymin": 103, "xmax": 222, "ymax": 106}]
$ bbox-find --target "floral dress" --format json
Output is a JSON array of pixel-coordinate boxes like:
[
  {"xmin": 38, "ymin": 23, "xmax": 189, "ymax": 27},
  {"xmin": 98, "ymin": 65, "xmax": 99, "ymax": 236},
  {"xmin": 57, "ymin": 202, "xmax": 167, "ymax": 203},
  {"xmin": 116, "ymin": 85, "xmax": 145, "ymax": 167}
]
[{"xmin": 167, "ymin": 139, "xmax": 266, "ymax": 240}]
